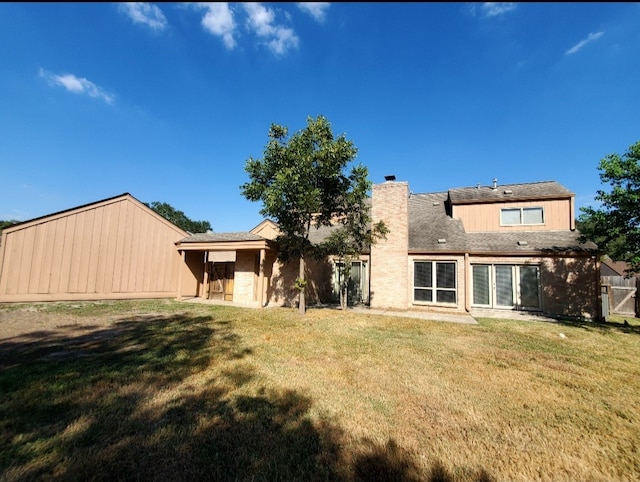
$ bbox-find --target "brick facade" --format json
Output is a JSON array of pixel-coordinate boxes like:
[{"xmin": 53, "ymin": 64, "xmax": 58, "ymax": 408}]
[{"xmin": 370, "ymin": 181, "xmax": 409, "ymax": 309}]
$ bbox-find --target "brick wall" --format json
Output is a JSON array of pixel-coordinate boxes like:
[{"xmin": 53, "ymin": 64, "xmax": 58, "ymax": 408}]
[
  {"xmin": 234, "ymin": 251, "xmax": 258, "ymax": 304},
  {"xmin": 370, "ymin": 181, "xmax": 409, "ymax": 309}
]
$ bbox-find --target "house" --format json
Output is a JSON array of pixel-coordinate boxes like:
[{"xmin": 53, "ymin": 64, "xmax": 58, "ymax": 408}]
[
  {"xmin": 0, "ymin": 179, "xmax": 601, "ymax": 320},
  {"xmin": 369, "ymin": 178, "xmax": 600, "ymax": 320}
]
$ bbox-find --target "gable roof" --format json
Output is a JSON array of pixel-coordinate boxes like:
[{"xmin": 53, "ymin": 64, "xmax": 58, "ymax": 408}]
[
  {"xmin": 448, "ymin": 180, "xmax": 574, "ymax": 205},
  {"xmin": 0, "ymin": 193, "xmax": 188, "ymax": 237}
]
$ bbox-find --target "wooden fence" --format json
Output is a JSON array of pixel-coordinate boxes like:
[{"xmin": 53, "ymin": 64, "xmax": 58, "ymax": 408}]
[{"xmin": 601, "ymin": 276, "xmax": 639, "ymax": 317}]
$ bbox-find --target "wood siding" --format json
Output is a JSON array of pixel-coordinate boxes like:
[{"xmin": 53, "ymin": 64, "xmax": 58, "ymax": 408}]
[
  {"xmin": 453, "ymin": 198, "xmax": 573, "ymax": 232},
  {"xmin": 0, "ymin": 195, "xmax": 186, "ymax": 302}
]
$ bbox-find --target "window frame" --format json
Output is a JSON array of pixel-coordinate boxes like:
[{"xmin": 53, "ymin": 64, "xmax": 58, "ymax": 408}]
[
  {"xmin": 500, "ymin": 206, "xmax": 545, "ymax": 226},
  {"xmin": 413, "ymin": 260, "xmax": 457, "ymax": 305}
]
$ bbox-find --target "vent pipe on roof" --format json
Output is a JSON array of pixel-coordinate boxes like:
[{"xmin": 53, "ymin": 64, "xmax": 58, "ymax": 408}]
[{"xmin": 492, "ymin": 178, "xmax": 498, "ymax": 190}]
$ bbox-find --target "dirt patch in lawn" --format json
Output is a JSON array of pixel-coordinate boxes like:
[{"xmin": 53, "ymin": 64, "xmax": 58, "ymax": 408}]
[{"xmin": 0, "ymin": 306, "xmax": 120, "ymax": 341}]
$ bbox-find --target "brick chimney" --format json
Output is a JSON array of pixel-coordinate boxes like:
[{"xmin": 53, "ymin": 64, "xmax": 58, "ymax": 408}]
[{"xmin": 370, "ymin": 178, "xmax": 409, "ymax": 309}]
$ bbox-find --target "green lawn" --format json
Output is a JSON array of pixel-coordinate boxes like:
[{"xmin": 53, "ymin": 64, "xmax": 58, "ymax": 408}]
[{"xmin": 1, "ymin": 300, "xmax": 639, "ymax": 481}]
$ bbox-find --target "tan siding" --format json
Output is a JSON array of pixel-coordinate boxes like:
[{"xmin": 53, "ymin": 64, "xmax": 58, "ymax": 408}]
[
  {"xmin": 5, "ymin": 230, "xmax": 24, "ymax": 294},
  {"xmin": 29, "ymin": 224, "xmax": 45, "ymax": 294},
  {"xmin": 454, "ymin": 199, "xmax": 572, "ymax": 232},
  {"xmin": 140, "ymin": 210, "xmax": 153, "ymax": 292},
  {"xmin": 38, "ymin": 221, "xmax": 55, "ymax": 293},
  {"xmin": 86, "ymin": 207, "xmax": 102, "ymax": 293},
  {"xmin": 103, "ymin": 201, "xmax": 121, "ymax": 294},
  {"xmin": 94, "ymin": 204, "xmax": 110, "ymax": 293},
  {"xmin": 77, "ymin": 208, "xmax": 94, "ymax": 293},
  {"xmin": 49, "ymin": 218, "xmax": 66, "ymax": 293},
  {"xmin": 0, "ymin": 194, "xmax": 187, "ymax": 302},
  {"xmin": 59, "ymin": 216, "xmax": 75, "ymax": 293}
]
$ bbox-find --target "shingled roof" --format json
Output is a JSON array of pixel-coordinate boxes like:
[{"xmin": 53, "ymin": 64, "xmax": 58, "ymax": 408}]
[
  {"xmin": 408, "ymin": 188, "xmax": 596, "ymax": 253},
  {"xmin": 448, "ymin": 180, "xmax": 574, "ymax": 204},
  {"xmin": 179, "ymin": 232, "xmax": 266, "ymax": 243}
]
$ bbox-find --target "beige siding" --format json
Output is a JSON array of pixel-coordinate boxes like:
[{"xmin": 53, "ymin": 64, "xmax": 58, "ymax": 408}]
[
  {"xmin": 453, "ymin": 199, "xmax": 573, "ymax": 232},
  {"xmin": 0, "ymin": 195, "xmax": 187, "ymax": 303}
]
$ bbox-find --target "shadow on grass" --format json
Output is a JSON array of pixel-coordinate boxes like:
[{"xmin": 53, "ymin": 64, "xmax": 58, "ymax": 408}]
[
  {"xmin": 546, "ymin": 316, "xmax": 640, "ymax": 336},
  {"xmin": 0, "ymin": 312, "xmax": 493, "ymax": 481}
]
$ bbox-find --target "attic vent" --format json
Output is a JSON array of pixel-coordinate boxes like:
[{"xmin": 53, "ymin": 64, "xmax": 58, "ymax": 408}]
[
  {"xmin": 504, "ymin": 189, "xmax": 513, "ymax": 195},
  {"xmin": 438, "ymin": 238, "xmax": 447, "ymax": 244},
  {"xmin": 492, "ymin": 178, "xmax": 498, "ymax": 190},
  {"xmin": 517, "ymin": 240, "xmax": 529, "ymax": 246},
  {"xmin": 384, "ymin": 175, "xmax": 396, "ymax": 182}
]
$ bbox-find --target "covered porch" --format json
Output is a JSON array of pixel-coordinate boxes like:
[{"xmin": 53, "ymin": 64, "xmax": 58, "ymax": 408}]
[{"xmin": 176, "ymin": 232, "xmax": 278, "ymax": 308}]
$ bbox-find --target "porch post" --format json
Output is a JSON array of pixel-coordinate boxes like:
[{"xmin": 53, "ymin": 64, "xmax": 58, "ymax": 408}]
[
  {"xmin": 177, "ymin": 250, "xmax": 185, "ymax": 300},
  {"xmin": 259, "ymin": 248, "xmax": 266, "ymax": 307},
  {"xmin": 203, "ymin": 252, "xmax": 209, "ymax": 300}
]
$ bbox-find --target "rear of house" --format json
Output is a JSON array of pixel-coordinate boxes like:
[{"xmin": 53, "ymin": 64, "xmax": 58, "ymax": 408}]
[
  {"xmin": 0, "ymin": 179, "xmax": 601, "ymax": 320},
  {"xmin": 369, "ymin": 179, "xmax": 600, "ymax": 320}
]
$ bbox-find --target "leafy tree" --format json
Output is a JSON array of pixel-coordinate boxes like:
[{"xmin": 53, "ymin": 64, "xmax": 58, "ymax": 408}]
[
  {"xmin": 0, "ymin": 220, "xmax": 19, "ymax": 236},
  {"xmin": 145, "ymin": 201, "xmax": 212, "ymax": 234},
  {"xmin": 322, "ymin": 193, "xmax": 388, "ymax": 310},
  {"xmin": 241, "ymin": 115, "xmax": 385, "ymax": 314},
  {"xmin": 579, "ymin": 140, "xmax": 640, "ymax": 274}
]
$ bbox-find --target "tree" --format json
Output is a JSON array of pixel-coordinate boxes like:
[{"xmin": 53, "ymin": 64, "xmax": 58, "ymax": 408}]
[
  {"xmin": 578, "ymin": 140, "xmax": 640, "ymax": 274},
  {"xmin": 145, "ymin": 201, "xmax": 212, "ymax": 234},
  {"xmin": 322, "ymin": 183, "xmax": 388, "ymax": 310},
  {"xmin": 0, "ymin": 220, "xmax": 19, "ymax": 237},
  {"xmin": 241, "ymin": 115, "xmax": 385, "ymax": 314}
]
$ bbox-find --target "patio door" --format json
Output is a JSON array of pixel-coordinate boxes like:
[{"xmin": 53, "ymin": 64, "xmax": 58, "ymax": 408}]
[{"xmin": 472, "ymin": 264, "xmax": 541, "ymax": 311}]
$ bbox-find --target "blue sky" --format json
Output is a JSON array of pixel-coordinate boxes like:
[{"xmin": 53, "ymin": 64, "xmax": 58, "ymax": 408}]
[{"xmin": 1, "ymin": 2, "xmax": 639, "ymax": 232}]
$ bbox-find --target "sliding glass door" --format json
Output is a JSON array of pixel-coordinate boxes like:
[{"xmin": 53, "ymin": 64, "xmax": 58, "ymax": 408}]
[{"xmin": 471, "ymin": 264, "xmax": 541, "ymax": 311}]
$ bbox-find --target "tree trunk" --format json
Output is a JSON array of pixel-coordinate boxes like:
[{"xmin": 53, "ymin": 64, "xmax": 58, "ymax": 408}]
[{"xmin": 298, "ymin": 256, "xmax": 306, "ymax": 315}]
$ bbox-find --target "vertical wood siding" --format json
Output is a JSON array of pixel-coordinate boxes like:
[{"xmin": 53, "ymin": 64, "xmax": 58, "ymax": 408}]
[
  {"xmin": 0, "ymin": 196, "xmax": 186, "ymax": 302},
  {"xmin": 453, "ymin": 199, "xmax": 572, "ymax": 232}
]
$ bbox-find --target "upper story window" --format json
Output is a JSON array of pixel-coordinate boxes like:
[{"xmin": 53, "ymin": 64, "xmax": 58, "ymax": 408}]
[{"xmin": 500, "ymin": 207, "xmax": 544, "ymax": 226}]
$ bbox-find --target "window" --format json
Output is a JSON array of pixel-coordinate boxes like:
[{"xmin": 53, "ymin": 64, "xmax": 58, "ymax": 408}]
[
  {"xmin": 414, "ymin": 261, "xmax": 457, "ymax": 304},
  {"xmin": 501, "ymin": 207, "xmax": 544, "ymax": 225},
  {"xmin": 471, "ymin": 264, "xmax": 541, "ymax": 310},
  {"xmin": 332, "ymin": 260, "xmax": 369, "ymax": 305}
]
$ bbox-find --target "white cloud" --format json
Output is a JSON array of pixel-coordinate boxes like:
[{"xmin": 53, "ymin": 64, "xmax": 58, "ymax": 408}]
[
  {"xmin": 39, "ymin": 69, "xmax": 115, "ymax": 104},
  {"xmin": 119, "ymin": 2, "xmax": 167, "ymax": 30},
  {"xmin": 566, "ymin": 31, "xmax": 605, "ymax": 55},
  {"xmin": 199, "ymin": 2, "xmax": 237, "ymax": 49},
  {"xmin": 243, "ymin": 3, "xmax": 299, "ymax": 55},
  {"xmin": 297, "ymin": 2, "xmax": 330, "ymax": 22},
  {"xmin": 470, "ymin": 2, "xmax": 516, "ymax": 18}
]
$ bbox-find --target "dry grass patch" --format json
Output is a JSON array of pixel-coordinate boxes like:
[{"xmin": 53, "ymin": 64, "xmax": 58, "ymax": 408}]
[{"xmin": 1, "ymin": 300, "xmax": 639, "ymax": 481}]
